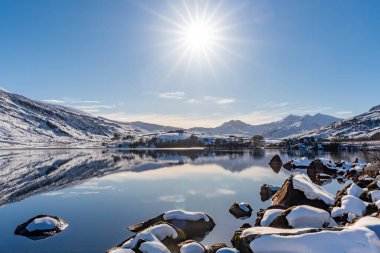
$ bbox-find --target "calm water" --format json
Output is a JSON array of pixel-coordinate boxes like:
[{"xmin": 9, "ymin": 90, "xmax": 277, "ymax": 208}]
[{"xmin": 0, "ymin": 149, "xmax": 371, "ymax": 253}]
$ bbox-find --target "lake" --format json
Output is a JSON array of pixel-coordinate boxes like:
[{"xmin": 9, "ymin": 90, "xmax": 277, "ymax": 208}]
[{"xmin": 0, "ymin": 149, "xmax": 371, "ymax": 253}]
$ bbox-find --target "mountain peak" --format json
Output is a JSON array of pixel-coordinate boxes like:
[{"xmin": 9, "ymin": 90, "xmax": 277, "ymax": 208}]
[
  {"xmin": 369, "ymin": 105, "xmax": 380, "ymax": 112},
  {"xmin": 220, "ymin": 120, "xmax": 251, "ymax": 128}
]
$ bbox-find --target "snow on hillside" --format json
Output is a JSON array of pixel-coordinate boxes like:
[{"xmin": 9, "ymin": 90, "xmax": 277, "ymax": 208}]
[
  {"xmin": 0, "ymin": 90, "xmax": 139, "ymax": 148},
  {"xmin": 189, "ymin": 114, "xmax": 341, "ymax": 138},
  {"xmin": 294, "ymin": 106, "xmax": 380, "ymax": 140}
]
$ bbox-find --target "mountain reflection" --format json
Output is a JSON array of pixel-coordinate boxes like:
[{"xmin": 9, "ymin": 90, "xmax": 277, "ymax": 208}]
[{"xmin": 0, "ymin": 149, "xmax": 366, "ymax": 207}]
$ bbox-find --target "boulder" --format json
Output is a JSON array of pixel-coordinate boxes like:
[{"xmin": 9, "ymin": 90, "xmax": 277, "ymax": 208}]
[
  {"xmin": 179, "ymin": 240, "xmax": 206, "ymax": 253},
  {"xmin": 231, "ymin": 226, "xmax": 380, "ymax": 253},
  {"xmin": 206, "ymin": 243, "xmax": 228, "ymax": 253},
  {"xmin": 255, "ymin": 205, "xmax": 287, "ymax": 226},
  {"xmin": 229, "ymin": 202, "xmax": 253, "ymax": 220},
  {"xmin": 307, "ymin": 159, "xmax": 337, "ymax": 182},
  {"xmin": 260, "ymin": 184, "xmax": 280, "ymax": 201},
  {"xmin": 271, "ymin": 174, "xmax": 334, "ymax": 211},
  {"xmin": 115, "ymin": 223, "xmax": 185, "ymax": 253},
  {"xmin": 283, "ymin": 157, "xmax": 311, "ymax": 171},
  {"xmin": 268, "ymin": 154, "xmax": 282, "ymax": 173},
  {"xmin": 128, "ymin": 210, "xmax": 215, "ymax": 240},
  {"xmin": 14, "ymin": 215, "xmax": 68, "ymax": 240},
  {"xmin": 269, "ymin": 205, "xmax": 332, "ymax": 229}
]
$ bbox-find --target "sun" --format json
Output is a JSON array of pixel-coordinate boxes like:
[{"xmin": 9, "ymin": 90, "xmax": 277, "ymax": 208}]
[
  {"xmin": 183, "ymin": 22, "xmax": 214, "ymax": 50},
  {"xmin": 148, "ymin": 0, "xmax": 243, "ymax": 75}
]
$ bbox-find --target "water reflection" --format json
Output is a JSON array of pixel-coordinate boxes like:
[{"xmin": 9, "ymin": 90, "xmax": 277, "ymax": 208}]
[
  {"xmin": 0, "ymin": 149, "xmax": 368, "ymax": 207},
  {"xmin": 0, "ymin": 149, "xmax": 370, "ymax": 253}
]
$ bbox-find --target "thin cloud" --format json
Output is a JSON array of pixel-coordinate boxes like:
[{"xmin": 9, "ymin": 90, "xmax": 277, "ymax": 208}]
[
  {"xmin": 42, "ymin": 99, "xmax": 66, "ymax": 104},
  {"xmin": 158, "ymin": 91, "xmax": 185, "ymax": 100},
  {"xmin": 336, "ymin": 111, "xmax": 353, "ymax": 116},
  {"xmin": 204, "ymin": 96, "xmax": 235, "ymax": 105}
]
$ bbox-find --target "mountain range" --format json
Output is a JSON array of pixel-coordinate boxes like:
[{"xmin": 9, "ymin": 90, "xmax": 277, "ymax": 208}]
[
  {"xmin": 294, "ymin": 105, "xmax": 380, "ymax": 141},
  {"xmin": 1, "ymin": 89, "xmax": 377, "ymax": 147}
]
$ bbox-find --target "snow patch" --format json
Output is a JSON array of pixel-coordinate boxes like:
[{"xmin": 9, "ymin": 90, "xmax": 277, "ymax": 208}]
[
  {"xmin": 163, "ymin": 210, "xmax": 209, "ymax": 222},
  {"xmin": 180, "ymin": 242, "xmax": 205, "ymax": 253},
  {"xmin": 26, "ymin": 217, "xmax": 60, "ymax": 232},
  {"xmin": 260, "ymin": 209, "xmax": 283, "ymax": 227},
  {"xmin": 331, "ymin": 195, "xmax": 368, "ymax": 218},
  {"xmin": 286, "ymin": 205, "xmax": 330, "ymax": 228},
  {"xmin": 292, "ymin": 174, "xmax": 335, "ymax": 205}
]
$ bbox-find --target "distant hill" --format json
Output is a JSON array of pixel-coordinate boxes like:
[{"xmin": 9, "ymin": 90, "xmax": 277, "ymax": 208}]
[
  {"xmin": 294, "ymin": 105, "xmax": 380, "ymax": 140},
  {"xmin": 0, "ymin": 89, "xmax": 139, "ymax": 148}
]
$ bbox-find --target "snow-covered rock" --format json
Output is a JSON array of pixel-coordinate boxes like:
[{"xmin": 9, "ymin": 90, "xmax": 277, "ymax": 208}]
[
  {"xmin": 229, "ymin": 202, "xmax": 253, "ymax": 220},
  {"xmin": 180, "ymin": 241, "xmax": 205, "ymax": 253},
  {"xmin": 260, "ymin": 184, "xmax": 280, "ymax": 201},
  {"xmin": 347, "ymin": 183, "xmax": 366, "ymax": 198},
  {"xmin": 14, "ymin": 215, "xmax": 68, "ymax": 240},
  {"xmin": 128, "ymin": 210, "xmax": 215, "ymax": 240},
  {"xmin": 270, "ymin": 205, "xmax": 332, "ymax": 228},
  {"xmin": 259, "ymin": 209, "xmax": 283, "ymax": 227},
  {"xmin": 122, "ymin": 224, "xmax": 179, "ymax": 249},
  {"xmin": 292, "ymin": 174, "xmax": 335, "ymax": 206},
  {"xmin": 232, "ymin": 226, "xmax": 380, "ymax": 253},
  {"xmin": 215, "ymin": 248, "xmax": 239, "ymax": 253},
  {"xmin": 272, "ymin": 174, "xmax": 334, "ymax": 210},
  {"xmin": 332, "ymin": 195, "xmax": 368, "ymax": 218},
  {"xmin": 163, "ymin": 210, "xmax": 210, "ymax": 222}
]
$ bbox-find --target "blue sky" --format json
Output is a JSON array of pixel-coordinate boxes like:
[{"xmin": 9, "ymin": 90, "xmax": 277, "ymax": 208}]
[{"xmin": 1, "ymin": 0, "xmax": 380, "ymax": 127}]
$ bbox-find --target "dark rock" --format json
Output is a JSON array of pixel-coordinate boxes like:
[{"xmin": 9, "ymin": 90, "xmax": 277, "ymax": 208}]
[
  {"xmin": 334, "ymin": 183, "xmax": 352, "ymax": 206},
  {"xmin": 260, "ymin": 184, "xmax": 280, "ymax": 201},
  {"xmin": 269, "ymin": 154, "xmax": 282, "ymax": 173},
  {"xmin": 366, "ymin": 203, "xmax": 379, "ymax": 215},
  {"xmin": 207, "ymin": 243, "xmax": 228, "ymax": 253},
  {"xmin": 14, "ymin": 215, "xmax": 68, "ymax": 240},
  {"xmin": 355, "ymin": 176, "xmax": 375, "ymax": 188},
  {"xmin": 367, "ymin": 180, "xmax": 380, "ymax": 190},
  {"xmin": 272, "ymin": 176, "xmax": 332, "ymax": 211},
  {"xmin": 128, "ymin": 210, "xmax": 215, "ymax": 241},
  {"xmin": 229, "ymin": 202, "xmax": 253, "ymax": 220},
  {"xmin": 307, "ymin": 160, "xmax": 337, "ymax": 183}
]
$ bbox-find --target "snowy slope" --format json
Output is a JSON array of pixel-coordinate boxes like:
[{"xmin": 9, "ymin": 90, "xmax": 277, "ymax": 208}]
[
  {"xmin": 0, "ymin": 90, "xmax": 138, "ymax": 148},
  {"xmin": 189, "ymin": 114, "xmax": 341, "ymax": 138},
  {"xmin": 294, "ymin": 105, "xmax": 380, "ymax": 140}
]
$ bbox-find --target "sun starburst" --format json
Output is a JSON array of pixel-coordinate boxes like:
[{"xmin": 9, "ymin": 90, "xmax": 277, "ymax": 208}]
[{"xmin": 147, "ymin": 0, "xmax": 244, "ymax": 77}]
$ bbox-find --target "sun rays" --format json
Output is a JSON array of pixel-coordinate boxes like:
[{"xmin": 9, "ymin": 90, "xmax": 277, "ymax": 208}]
[{"xmin": 147, "ymin": 0, "xmax": 245, "ymax": 77}]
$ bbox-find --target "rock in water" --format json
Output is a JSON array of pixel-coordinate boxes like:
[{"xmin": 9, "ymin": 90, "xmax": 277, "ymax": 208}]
[
  {"xmin": 128, "ymin": 210, "xmax": 215, "ymax": 240},
  {"xmin": 271, "ymin": 174, "xmax": 334, "ymax": 211},
  {"xmin": 260, "ymin": 184, "xmax": 280, "ymax": 201},
  {"xmin": 14, "ymin": 215, "xmax": 68, "ymax": 240},
  {"xmin": 179, "ymin": 241, "xmax": 206, "ymax": 253},
  {"xmin": 207, "ymin": 243, "xmax": 229, "ymax": 253},
  {"xmin": 229, "ymin": 202, "xmax": 253, "ymax": 220},
  {"xmin": 268, "ymin": 154, "xmax": 282, "ymax": 173},
  {"xmin": 110, "ymin": 223, "xmax": 184, "ymax": 253}
]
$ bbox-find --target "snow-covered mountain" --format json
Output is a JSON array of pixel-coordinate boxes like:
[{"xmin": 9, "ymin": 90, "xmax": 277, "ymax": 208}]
[
  {"xmin": 189, "ymin": 114, "xmax": 342, "ymax": 138},
  {"xmin": 0, "ymin": 89, "xmax": 343, "ymax": 148},
  {"xmin": 130, "ymin": 121, "xmax": 177, "ymax": 133},
  {"xmin": 295, "ymin": 105, "xmax": 380, "ymax": 140},
  {"xmin": 0, "ymin": 89, "xmax": 139, "ymax": 148}
]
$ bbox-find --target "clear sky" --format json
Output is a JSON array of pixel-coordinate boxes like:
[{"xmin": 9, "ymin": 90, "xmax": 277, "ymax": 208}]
[{"xmin": 1, "ymin": 0, "xmax": 380, "ymax": 128}]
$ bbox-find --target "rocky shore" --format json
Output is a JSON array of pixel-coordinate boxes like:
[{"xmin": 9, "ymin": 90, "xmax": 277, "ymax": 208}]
[{"xmin": 14, "ymin": 154, "xmax": 380, "ymax": 252}]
